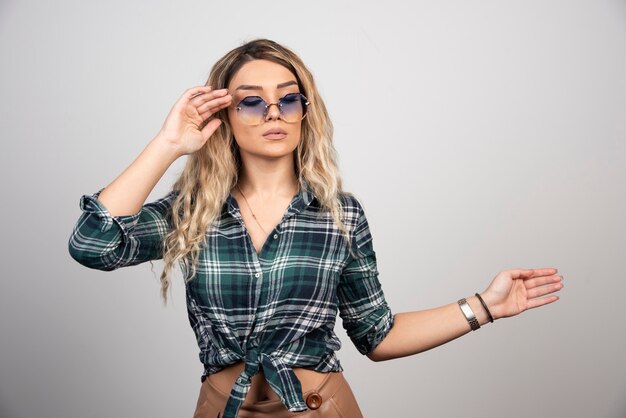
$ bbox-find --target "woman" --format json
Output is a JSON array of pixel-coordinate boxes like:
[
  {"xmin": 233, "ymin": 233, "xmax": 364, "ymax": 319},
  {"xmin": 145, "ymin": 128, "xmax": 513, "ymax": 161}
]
[{"xmin": 68, "ymin": 39, "xmax": 563, "ymax": 418}]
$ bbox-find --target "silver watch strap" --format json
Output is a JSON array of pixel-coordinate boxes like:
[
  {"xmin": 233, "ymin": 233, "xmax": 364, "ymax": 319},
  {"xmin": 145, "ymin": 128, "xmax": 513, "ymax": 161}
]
[{"xmin": 458, "ymin": 298, "xmax": 480, "ymax": 331}]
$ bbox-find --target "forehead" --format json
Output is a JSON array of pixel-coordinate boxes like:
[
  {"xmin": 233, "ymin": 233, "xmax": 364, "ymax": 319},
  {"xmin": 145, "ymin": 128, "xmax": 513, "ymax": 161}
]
[{"xmin": 228, "ymin": 59, "xmax": 297, "ymax": 90}]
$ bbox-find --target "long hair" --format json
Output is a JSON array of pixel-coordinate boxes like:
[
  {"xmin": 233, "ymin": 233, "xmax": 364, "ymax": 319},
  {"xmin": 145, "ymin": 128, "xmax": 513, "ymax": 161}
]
[{"xmin": 159, "ymin": 39, "xmax": 351, "ymax": 305}]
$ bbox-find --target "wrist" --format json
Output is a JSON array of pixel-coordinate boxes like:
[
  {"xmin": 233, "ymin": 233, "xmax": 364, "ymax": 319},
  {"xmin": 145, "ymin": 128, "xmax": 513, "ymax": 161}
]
[
  {"xmin": 477, "ymin": 290, "xmax": 502, "ymax": 321},
  {"xmin": 466, "ymin": 295, "xmax": 491, "ymax": 327},
  {"xmin": 150, "ymin": 133, "xmax": 184, "ymax": 163},
  {"xmin": 475, "ymin": 292, "xmax": 494, "ymax": 323}
]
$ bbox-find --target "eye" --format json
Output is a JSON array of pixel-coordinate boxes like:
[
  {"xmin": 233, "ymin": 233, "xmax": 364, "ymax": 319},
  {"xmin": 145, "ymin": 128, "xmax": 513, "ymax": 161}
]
[
  {"xmin": 280, "ymin": 93, "xmax": 301, "ymax": 104},
  {"xmin": 240, "ymin": 96, "xmax": 265, "ymax": 107}
]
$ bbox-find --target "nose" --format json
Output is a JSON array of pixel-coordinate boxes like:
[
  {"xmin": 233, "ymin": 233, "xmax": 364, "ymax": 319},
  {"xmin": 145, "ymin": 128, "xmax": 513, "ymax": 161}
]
[{"xmin": 265, "ymin": 102, "xmax": 280, "ymax": 121}]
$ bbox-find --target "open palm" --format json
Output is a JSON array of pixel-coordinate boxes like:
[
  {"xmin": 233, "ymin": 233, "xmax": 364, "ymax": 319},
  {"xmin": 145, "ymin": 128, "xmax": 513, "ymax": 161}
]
[{"xmin": 481, "ymin": 268, "xmax": 563, "ymax": 320}]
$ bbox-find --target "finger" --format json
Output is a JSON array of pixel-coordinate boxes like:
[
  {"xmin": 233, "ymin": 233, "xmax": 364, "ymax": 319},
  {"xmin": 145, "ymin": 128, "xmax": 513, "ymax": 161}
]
[
  {"xmin": 198, "ymin": 108, "xmax": 213, "ymax": 122},
  {"xmin": 527, "ymin": 295, "xmax": 560, "ymax": 310},
  {"xmin": 198, "ymin": 99, "xmax": 232, "ymax": 121},
  {"xmin": 191, "ymin": 88, "xmax": 229, "ymax": 107},
  {"xmin": 508, "ymin": 269, "xmax": 536, "ymax": 280},
  {"xmin": 530, "ymin": 268, "xmax": 559, "ymax": 277},
  {"xmin": 524, "ymin": 275, "xmax": 563, "ymax": 289},
  {"xmin": 186, "ymin": 85, "xmax": 213, "ymax": 101},
  {"xmin": 200, "ymin": 118, "xmax": 223, "ymax": 140},
  {"xmin": 197, "ymin": 93, "xmax": 232, "ymax": 114},
  {"xmin": 527, "ymin": 281, "xmax": 564, "ymax": 299},
  {"xmin": 511, "ymin": 268, "xmax": 558, "ymax": 280}
]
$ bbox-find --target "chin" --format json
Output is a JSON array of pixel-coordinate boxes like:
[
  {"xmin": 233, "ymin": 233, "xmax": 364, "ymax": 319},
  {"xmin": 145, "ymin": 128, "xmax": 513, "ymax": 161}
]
[{"xmin": 257, "ymin": 145, "xmax": 298, "ymax": 158}]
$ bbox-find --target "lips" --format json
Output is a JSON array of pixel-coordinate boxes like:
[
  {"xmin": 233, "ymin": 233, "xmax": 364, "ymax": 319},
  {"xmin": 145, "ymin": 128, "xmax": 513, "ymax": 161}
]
[
  {"xmin": 263, "ymin": 128, "xmax": 287, "ymax": 136},
  {"xmin": 263, "ymin": 127, "xmax": 288, "ymax": 140}
]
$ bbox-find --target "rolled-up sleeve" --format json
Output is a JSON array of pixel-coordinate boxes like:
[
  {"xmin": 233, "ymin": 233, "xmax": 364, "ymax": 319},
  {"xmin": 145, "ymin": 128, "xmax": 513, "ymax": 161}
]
[
  {"xmin": 337, "ymin": 199, "xmax": 394, "ymax": 355},
  {"xmin": 68, "ymin": 188, "xmax": 177, "ymax": 271}
]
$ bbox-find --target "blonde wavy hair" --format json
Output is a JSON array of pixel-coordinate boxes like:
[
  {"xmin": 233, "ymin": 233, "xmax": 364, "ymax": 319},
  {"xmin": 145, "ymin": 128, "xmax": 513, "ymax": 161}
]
[{"xmin": 159, "ymin": 39, "xmax": 352, "ymax": 305}]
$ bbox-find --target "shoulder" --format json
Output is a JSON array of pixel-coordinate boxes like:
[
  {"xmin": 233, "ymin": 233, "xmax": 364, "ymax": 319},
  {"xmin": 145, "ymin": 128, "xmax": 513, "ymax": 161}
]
[
  {"xmin": 337, "ymin": 191, "xmax": 376, "ymax": 253},
  {"xmin": 337, "ymin": 191, "xmax": 369, "ymax": 226}
]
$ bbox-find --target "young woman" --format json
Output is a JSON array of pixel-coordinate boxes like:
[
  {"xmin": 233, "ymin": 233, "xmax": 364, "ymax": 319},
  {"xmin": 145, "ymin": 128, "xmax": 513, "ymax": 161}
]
[{"xmin": 68, "ymin": 39, "xmax": 563, "ymax": 418}]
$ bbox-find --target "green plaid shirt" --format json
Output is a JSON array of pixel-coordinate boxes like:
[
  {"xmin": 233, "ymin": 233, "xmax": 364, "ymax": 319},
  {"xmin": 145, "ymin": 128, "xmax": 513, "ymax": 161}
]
[{"xmin": 68, "ymin": 179, "xmax": 394, "ymax": 417}]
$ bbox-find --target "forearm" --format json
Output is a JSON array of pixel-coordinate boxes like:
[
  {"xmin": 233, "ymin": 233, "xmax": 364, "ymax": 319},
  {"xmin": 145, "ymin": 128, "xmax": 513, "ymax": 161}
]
[
  {"xmin": 97, "ymin": 134, "xmax": 180, "ymax": 216},
  {"xmin": 368, "ymin": 294, "xmax": 491, "ymax": 362}
]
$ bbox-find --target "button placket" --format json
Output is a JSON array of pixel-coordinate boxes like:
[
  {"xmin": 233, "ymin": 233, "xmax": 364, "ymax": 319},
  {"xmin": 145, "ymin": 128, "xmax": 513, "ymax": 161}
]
[{"xmin": 238, "ymin": 214, "xmax": 263, "ymax": 335}]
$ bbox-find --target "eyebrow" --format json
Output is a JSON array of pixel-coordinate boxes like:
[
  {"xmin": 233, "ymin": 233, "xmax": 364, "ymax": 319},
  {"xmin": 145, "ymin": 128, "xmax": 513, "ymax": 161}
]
[{"xmin": 234, "ymin": 80, "xmax": 298, "ymax": 91}]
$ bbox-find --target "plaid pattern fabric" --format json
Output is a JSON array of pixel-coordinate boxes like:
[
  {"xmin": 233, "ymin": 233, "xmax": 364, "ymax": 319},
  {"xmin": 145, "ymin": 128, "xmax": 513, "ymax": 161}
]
[{"xmin": 68, "ymin": 179, "xmax": 394, "ymax": 418}]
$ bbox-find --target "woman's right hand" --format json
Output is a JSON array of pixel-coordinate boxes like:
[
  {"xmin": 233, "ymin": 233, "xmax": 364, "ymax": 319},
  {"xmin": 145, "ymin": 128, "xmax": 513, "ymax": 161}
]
[{"xmin": 157, "ymin": 86, "xmax": 232, "ymax": 157}]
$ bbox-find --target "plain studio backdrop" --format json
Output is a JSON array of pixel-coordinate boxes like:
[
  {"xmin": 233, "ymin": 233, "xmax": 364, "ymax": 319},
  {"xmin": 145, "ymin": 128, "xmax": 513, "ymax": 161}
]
[{"xmin": 1, "ymin": 1, "xmax": 625, "ymax": 417}]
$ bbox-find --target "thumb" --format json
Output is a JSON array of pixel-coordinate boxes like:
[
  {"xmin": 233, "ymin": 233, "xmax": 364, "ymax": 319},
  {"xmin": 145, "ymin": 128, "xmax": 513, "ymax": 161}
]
[{"xmin": 512, "ymin": 268, "xmax": 535, "ymax": 280}]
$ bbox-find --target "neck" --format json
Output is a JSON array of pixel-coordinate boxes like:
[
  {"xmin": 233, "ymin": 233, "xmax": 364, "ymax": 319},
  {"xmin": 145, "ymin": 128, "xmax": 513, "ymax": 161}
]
[{"xmin": 236, "ymin": 153, "xmax": 299, "ymax": 201}]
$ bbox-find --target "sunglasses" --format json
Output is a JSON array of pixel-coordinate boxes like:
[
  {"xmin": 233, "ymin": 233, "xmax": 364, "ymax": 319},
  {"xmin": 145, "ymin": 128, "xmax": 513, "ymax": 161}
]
[{"xmin": 232, "ymin": 92, "xmax": 310, "ymax": 126}]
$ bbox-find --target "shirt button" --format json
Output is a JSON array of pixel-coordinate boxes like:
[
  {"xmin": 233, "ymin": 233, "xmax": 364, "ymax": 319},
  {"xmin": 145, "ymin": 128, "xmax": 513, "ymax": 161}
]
[
  {"xmin": 273, "ymin": 233, "xmax": 278, "ymax": 239},
  {"xmin": 254, "ymin": 272, "xmax": 260, "ymax": 278}
]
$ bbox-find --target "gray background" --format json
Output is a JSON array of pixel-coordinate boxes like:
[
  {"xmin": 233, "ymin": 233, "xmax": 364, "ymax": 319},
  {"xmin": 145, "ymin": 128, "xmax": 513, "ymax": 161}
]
[{"xmin": 1, "ymin": 0, "xmax": 625, "ymax": 417}]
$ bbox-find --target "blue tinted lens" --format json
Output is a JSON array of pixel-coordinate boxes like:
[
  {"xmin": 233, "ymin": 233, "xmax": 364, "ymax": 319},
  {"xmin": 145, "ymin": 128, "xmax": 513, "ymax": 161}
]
[
  {"xmin": 279, "ymin": 93, "xmax": 305, "ymax": 123},
  {"xmin": 237, "ymin": 96, "xmax": 267, "ymax": 125}
]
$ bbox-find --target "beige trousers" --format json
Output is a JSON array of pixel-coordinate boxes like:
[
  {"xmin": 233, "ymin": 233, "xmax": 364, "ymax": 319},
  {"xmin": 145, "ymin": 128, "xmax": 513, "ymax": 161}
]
[{"xmin": 193, "ymin": 371, "xmax": 364, "ymax": 418}]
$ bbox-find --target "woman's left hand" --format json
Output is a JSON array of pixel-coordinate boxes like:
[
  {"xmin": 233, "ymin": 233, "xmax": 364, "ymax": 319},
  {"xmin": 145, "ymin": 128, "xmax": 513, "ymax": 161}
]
[{"xmin": 480, "ymin": 268, "xmax": 563, "ymax": 320}]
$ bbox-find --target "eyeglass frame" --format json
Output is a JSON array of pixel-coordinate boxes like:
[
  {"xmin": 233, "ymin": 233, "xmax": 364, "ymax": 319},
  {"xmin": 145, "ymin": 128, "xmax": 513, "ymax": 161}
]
[{"xmin": 229, "ymin": 92, "xmax": 311, "ymax": 126}]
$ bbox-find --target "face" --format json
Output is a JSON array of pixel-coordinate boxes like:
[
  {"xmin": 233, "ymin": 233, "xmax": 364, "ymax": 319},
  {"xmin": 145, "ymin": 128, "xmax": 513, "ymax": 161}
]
[{"xmin": 227, "ymin": 59, "xmax": 305, "ymax": 161}]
